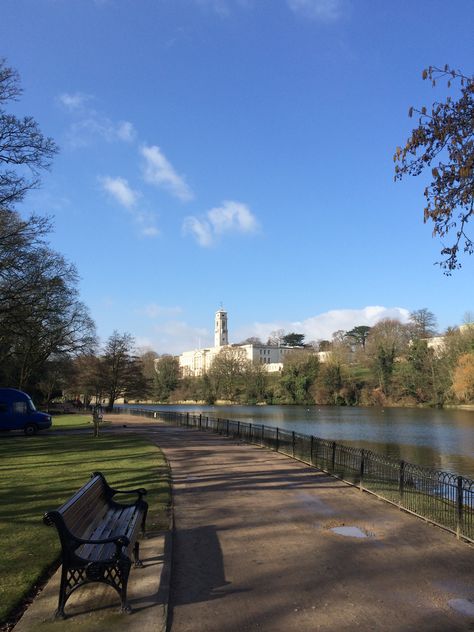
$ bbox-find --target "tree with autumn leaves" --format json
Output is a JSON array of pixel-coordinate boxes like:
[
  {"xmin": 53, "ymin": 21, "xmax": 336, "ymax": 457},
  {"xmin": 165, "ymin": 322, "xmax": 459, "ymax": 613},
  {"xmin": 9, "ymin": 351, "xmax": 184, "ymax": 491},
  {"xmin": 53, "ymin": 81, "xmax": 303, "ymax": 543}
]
[{"xmin": 395, "ymin": 65, "xmax": 473, "ymax": 272}]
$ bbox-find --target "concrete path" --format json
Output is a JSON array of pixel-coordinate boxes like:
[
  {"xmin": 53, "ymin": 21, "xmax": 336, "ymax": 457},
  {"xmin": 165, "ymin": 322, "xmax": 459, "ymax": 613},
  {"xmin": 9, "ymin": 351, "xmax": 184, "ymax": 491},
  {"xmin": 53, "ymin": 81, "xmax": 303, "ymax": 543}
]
[{"xmin": 154, "ymin": 424, "xmax": 474, "ymax": 632}]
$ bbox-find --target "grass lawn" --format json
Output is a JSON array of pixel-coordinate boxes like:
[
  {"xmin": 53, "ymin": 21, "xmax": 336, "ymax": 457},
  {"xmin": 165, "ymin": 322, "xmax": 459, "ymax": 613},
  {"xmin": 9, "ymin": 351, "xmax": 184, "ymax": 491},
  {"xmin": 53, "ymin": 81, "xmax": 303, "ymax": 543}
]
[
  {"xmin": 49, "ymin": 413, "xmax": 112, "ymax": 431},
  {"xmin": 0, "ymin": 432, "xmax": 170, "ymax": 625}
]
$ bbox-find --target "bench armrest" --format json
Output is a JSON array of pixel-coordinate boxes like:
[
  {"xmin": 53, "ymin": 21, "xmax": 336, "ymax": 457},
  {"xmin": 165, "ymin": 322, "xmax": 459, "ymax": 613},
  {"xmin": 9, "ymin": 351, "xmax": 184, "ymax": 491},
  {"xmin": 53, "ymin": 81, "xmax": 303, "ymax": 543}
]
[
  {"xmin": 91, "ymin": 472, "xmax": 147, "ymax": 502},
  {"xmin": 111, "ymin": 487, "xmax": 147, "ymax": 501}
]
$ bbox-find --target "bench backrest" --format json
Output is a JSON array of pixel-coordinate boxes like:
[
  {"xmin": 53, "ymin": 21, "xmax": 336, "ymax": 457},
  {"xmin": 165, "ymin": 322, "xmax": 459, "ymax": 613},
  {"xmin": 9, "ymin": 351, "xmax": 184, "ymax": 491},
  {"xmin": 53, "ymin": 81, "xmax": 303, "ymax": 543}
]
[{"xmin": 44, "ymin": 473, "xmax": 111, "ymax": 541}]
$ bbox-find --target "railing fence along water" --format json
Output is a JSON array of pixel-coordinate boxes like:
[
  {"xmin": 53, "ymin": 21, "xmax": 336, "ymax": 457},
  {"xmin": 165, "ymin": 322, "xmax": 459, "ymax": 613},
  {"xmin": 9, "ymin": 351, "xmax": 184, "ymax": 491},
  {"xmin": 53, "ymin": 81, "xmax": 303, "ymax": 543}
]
[{"xmin": 113, "ymin": 407, "xmax": 474, "ymax": 543}]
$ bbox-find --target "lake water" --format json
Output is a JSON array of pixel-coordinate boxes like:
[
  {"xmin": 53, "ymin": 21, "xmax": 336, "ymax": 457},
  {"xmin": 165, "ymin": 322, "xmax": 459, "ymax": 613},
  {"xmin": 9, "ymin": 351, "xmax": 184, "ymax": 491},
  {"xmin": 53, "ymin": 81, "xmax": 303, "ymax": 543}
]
[{"xmin": 127, "ymin": 404, "xmax": 474, "ymax": 479}]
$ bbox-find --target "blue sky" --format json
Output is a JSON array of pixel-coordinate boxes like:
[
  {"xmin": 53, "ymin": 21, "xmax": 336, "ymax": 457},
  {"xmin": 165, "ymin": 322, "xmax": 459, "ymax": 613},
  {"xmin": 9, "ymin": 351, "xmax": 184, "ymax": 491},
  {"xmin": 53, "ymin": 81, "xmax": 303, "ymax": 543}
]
[{"xmin": 2, "ymin": 0, "xmax": 473, "ymax": 353}]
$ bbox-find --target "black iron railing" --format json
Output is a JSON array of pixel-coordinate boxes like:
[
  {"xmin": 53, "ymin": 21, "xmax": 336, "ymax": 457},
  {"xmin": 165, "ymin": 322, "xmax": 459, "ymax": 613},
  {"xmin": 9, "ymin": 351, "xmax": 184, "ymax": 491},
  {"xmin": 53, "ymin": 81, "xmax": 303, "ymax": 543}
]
[{"xmin": 113, "ymin": 407, "xmax": 474, "ymax": 543}]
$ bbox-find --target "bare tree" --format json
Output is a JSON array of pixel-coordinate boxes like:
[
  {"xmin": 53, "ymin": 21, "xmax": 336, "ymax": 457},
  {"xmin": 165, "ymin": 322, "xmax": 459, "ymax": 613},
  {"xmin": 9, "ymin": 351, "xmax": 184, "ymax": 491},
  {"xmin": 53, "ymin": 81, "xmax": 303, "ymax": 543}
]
[
  {"xmin": 209, "ymin": 346, "xmax": 249, "ymax": 402},
  {"xmin": 409, "ymin": 308, "xmax": 438, "ymax": 338},
  {"xmin": 0, "ymin": 59, "xmax": 58, "ymax": 211}
]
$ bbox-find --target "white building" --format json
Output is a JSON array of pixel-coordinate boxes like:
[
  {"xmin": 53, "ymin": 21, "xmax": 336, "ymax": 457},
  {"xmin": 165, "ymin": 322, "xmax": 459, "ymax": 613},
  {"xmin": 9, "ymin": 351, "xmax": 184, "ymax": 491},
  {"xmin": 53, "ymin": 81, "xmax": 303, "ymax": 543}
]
[{"xmin": 179, "ymin": 308, "xmax": 315, "ymax": 377}]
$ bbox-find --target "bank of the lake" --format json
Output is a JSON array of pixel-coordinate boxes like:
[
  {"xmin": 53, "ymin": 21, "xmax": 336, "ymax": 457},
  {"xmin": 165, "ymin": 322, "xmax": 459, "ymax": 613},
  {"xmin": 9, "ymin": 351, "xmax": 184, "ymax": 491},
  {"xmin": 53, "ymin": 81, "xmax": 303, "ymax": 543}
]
[{"xmin": 125, "ymin": 403, "xmax": 474, "ymax": 479}]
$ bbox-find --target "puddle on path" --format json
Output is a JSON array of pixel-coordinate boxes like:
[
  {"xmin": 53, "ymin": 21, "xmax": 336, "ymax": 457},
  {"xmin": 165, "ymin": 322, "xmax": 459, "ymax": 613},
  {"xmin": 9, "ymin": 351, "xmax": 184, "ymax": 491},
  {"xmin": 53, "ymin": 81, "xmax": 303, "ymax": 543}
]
[
  {"xmin": 330, "ymin": 526, "xmax": 370, "ymax": 538},
  {"xmin": 448, "ymin": 598, "xmax": 474, "ymax": 617}
]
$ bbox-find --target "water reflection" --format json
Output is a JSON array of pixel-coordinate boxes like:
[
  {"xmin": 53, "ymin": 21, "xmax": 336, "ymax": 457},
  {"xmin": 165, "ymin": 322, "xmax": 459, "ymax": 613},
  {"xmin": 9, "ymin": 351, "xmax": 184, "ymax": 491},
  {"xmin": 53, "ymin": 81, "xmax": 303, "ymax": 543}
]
[{"xmin": 130, "ymin": 404, "xmax": 474, "ymax": 479}]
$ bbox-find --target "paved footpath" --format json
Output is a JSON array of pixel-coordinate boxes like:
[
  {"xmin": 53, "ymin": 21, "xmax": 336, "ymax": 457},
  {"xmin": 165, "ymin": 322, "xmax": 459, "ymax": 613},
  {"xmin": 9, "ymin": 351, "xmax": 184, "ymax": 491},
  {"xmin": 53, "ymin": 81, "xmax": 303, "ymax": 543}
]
[{"xmin": 153, "ymin": 424, "xmax": 474, "ymax": 632}]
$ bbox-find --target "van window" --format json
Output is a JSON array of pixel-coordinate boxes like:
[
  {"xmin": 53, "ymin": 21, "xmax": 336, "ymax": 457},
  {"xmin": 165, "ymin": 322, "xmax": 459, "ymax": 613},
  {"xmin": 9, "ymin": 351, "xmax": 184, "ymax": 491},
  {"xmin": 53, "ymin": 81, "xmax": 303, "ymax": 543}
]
[
  {"xmin": 27, "ymin": 397, "xmax": 36, "ymax": 411},
  {"xmin": 13, "ymin": 401, "xmax": 28, "ymax": 415},
  {"xmin": 0, "ymin": 402, "xmax": 8, "ymax": 413}
]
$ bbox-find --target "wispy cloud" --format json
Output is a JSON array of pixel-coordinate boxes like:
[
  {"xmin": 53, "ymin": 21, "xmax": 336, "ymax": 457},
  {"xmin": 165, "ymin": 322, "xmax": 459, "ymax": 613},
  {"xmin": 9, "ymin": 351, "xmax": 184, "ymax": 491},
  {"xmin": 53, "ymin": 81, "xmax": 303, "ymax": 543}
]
[
  {"xmin": 66, "ymin": 117, "xmax": 137, "ymax": 147},
  {"xmin": 58, "ymin": 92, "xmax": 92, "ymax": 111},
  {"xmin": 100, "ymin": 176, "xmax": 139, "ymax": 208},
  {"xmin": 154, "ymin": 320, "xmax": 211, "ymax": 354},
  {"xmin": 193, "ymin": 0, "xmax": 231, "ymax": 16},
  {"xmin": 235, "ymin": 306, "xmax": 411, "ymax": 343},
  {"xmin": 99, "ymin": 175, "xmax": 159, "ymax": 237},
  {"xmin": 182, "ymin": 216, "xmax": 213, "ymax": 247},
  {"xmin": 116, "ymin": 121, "xmax": 136, "ymax": 142},
  {"xmin": 141, "ymin": 144, "xmax": 193, "ymax": 202},
  {"xmin": 287, "ymin": 0, "xmax": 347, "ymax": 21},
  {"xmin": 190, "ymin": 0, "xmax": 346, "ymax": 21},
  {"xmin": 139, "ymin": 304, "xmax": 184, "ymax": 319},
  {"xmin": 183, "ymin": 200, "xmax": 259, "ymax": 247},
  {"xmin": 58, "ymin": 92, "xmax": 137, "ymax": 147}
]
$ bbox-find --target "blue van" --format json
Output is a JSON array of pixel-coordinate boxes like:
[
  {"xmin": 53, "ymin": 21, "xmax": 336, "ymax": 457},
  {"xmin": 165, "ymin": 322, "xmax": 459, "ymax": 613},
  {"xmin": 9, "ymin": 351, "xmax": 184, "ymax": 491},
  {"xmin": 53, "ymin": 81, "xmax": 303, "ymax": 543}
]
[{"xmin": 0, "ymin": 388, "xmax": 52, "ymax": 435}]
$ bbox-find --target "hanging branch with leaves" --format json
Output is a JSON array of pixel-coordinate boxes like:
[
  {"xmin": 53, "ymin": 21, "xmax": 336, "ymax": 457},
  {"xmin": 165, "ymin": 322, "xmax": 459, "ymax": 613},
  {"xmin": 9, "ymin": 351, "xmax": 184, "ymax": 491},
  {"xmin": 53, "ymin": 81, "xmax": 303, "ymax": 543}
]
[{"xmin": 394, "ymin": 65, "xmax": 473, "ymax": 272}]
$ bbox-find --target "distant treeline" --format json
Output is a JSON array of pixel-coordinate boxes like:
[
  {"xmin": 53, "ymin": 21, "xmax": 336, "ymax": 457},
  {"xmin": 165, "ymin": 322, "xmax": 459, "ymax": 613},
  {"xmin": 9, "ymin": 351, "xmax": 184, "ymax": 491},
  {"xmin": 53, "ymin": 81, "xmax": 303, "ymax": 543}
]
[{"xmin": 150, "ymin": 312, "xmax": 474, "ymax": 408}]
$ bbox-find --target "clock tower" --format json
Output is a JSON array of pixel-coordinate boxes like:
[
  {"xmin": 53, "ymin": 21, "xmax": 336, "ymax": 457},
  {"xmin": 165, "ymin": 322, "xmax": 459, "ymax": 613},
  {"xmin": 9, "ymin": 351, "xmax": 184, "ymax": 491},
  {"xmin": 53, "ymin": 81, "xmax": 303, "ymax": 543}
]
[{"xmin": 214, "ymin": 307, "xmax": 228, "ymax": 347}]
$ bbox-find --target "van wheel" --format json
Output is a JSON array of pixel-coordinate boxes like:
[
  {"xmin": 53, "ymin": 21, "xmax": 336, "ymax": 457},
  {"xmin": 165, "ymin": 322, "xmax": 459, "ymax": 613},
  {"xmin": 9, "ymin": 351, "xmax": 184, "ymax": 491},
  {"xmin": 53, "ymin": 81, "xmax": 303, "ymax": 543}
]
[{"xmin": 24, "ymin": 424, "xmax": 38, "ymax": 436}]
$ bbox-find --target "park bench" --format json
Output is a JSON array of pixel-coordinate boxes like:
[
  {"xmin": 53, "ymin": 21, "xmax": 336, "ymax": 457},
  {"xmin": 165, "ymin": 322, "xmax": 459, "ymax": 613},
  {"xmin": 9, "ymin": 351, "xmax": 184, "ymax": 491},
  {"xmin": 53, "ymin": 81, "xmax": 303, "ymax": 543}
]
[{"xmin": 43, "ymin": 471, "xmax": 148, "ymax": 619}]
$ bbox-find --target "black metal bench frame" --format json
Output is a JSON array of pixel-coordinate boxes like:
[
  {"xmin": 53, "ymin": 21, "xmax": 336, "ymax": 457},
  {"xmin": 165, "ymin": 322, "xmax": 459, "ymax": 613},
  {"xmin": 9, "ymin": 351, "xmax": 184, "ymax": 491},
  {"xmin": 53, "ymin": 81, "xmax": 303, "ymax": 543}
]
[{"xmin": 43, "ymin": 471, "xmax": 148, "ymax": 618}]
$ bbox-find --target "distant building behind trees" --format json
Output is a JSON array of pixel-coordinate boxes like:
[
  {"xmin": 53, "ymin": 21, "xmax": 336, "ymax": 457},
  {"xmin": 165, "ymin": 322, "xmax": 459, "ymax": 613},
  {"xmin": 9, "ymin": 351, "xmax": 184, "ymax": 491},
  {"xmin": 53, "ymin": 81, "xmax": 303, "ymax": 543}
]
[{"xmin": 177, "ymin": 308, "xmax": 325, "ymax": 377}]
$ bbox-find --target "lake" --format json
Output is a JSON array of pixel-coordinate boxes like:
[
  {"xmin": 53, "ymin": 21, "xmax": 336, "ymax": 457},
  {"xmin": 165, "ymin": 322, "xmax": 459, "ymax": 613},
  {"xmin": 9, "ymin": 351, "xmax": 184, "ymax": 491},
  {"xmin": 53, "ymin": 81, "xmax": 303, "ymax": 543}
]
[{"xmin": 126, "ymin": 404, "xmax": 474, "ymax": 479}]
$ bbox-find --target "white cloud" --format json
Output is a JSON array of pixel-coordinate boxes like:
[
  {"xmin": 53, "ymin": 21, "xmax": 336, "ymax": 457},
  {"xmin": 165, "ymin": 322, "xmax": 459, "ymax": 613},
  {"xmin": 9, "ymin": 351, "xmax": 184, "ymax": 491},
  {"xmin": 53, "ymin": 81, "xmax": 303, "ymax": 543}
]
[
  {"xmin": 141, "ymin": 144, "xmax": 193, "ymax": 202},
  {"xmin": 147, "ymin": 306, "xmax": 410, "ymax": 355},
  {"xmin": 100, "ymin": 176, "xmax": 139, "ymax": 208},
  {"xmin": 287, "ymin": 0, "xmax": 346, "ymax": 21},
  {"xmin": 154, "ymin": 320, "xmax": 212, "ymax": 354},
  {"xmin": 67, "ymin": 117, "xmax": 137, "ymax": 147},
  {"xmin": 116, "ymin": 121, "xmax": 136, "ymax": 142},
  {"xmin": 182, "ymin": 216, "xmax": 213, "ymax": 247},
  {"xmin": 58, "ymin": 92, "xmax": 136, "ymax": 146},
  {"xmin": 100, "ymin": 176, "xmax": 159, "ymax": 237},
  {"xmin": 58, "ymin": 92, "xmax": 92, "ymax": 111},
  {"xmin": 140, "ymin": 225, "xmax": 160, "ymax": 237},
  {"xmin": 208, "ymin": 200, "xmax": 258, "ymax": 234},
  {"xmin": 184, "ymin": 200, "xmax": 259, "ymax": 247},
  {"xmin": 235, "ymin": 306, "xmax": 411, "ymax": 343},
  {"xmin": 132, "ymin": 209, "xmax": 161, "ymax": 238}
]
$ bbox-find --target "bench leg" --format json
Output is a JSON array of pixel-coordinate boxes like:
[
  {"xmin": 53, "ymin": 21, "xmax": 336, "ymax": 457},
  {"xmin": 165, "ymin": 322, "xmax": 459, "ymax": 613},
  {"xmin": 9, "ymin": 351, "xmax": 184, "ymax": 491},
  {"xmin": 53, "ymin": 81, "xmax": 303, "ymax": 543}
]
[
  {"xmin": 118, "ymin": 558, "xmax": 132, "ymax": 614},
  {"xmin": 141, "ymin": 505, "xmax": 148, "ymax": 538},
  {"xmin": 55, "ymin": 564, "xmax": 69, "ymax": 619},
  {"xmin": 133, "ymin": 541, "xmax": 143, "ymax": 568}
]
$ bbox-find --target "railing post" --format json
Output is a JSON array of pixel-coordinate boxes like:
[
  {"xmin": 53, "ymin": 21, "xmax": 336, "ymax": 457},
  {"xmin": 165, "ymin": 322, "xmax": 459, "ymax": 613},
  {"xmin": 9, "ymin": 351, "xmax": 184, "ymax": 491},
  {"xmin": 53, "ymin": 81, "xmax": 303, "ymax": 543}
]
[
  {"xmin": 276, "ymin": 427, "xmax": 279, "ymax": 452},
  {"xmin": 237, "ymin": 420, "xmax": 240, "ymax": 437},
  {"xmin": 217, "ymin": 417, "xmax": 220, "ymax": 434},
  {"xmin": 206, "ymin": 416, "xmax": 209, "ymax": 430},
  {"xmin": 262, "ymin": 424, "xmax": 265, "ymax": 446},
  {"xmin": 310, "ymin": 435, "xmax": 314, "ymax": 465},
  {"xmin": 186, "ymin": 412, "xmax": 189, "ymax": 426},
  {"xmin": 331, "ymin": 441, "xmax": 336, "ymax": 473},
  {"xmin": 456, "ymin": 476, "xmax": 464, "ymax": 539},
  {"xmin": 399, "ymin": 460, "xmax": 405, "ymax": 506},
  {"xmin": 226, "ymin": 419, "xmax": 229, "ymax": 436},
  {"xmin": 292, "ymin": 431, "xmax": 296, "ymax": 458},
  {"xmin": 359, "ymin": 449, "xmax": 365, "ymax": 491},
  {"xmin": 249, "ymin": 423, "xmax": 253, "ymax": 442},
  {"xmin": 199, "ymin": 414, "xmax": 202, "ymax": 429}
]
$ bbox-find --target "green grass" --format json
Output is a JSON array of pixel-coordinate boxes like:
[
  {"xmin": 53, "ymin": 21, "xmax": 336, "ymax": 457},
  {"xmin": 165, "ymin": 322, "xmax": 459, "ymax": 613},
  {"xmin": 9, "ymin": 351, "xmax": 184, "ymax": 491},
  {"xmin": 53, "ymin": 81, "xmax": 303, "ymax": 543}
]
[
  {"xmin": 50, "ymin": 414, "xmax": 111, "ymax": 430},
  {"xmin": 0, "ymin": 432, "xmax": 170, "ymax": 624}
]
